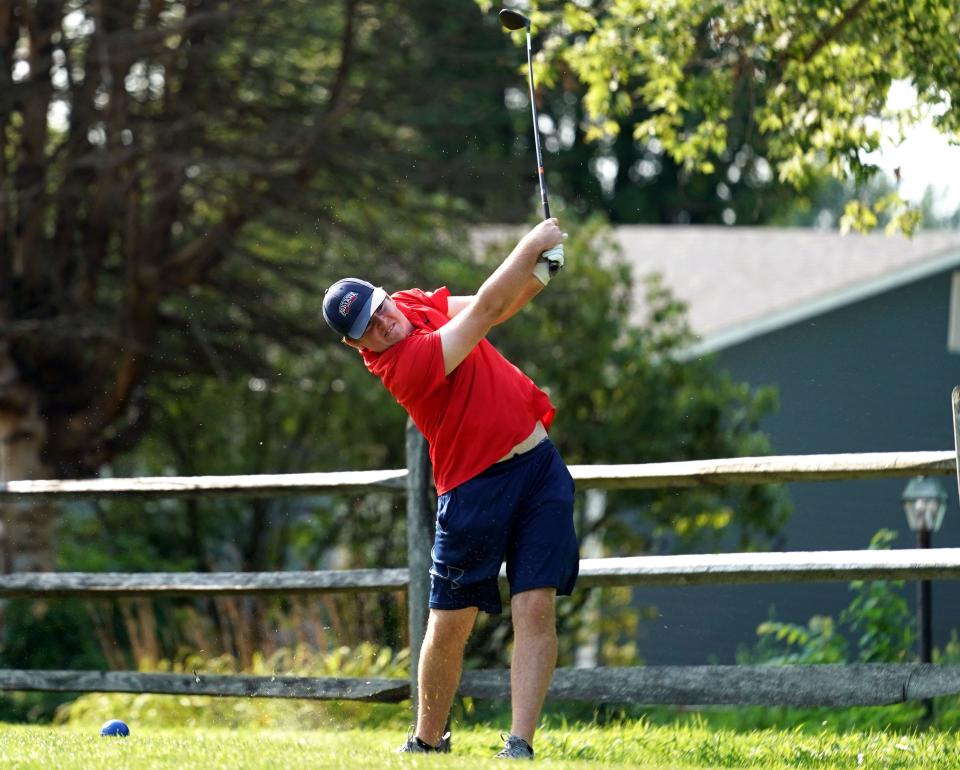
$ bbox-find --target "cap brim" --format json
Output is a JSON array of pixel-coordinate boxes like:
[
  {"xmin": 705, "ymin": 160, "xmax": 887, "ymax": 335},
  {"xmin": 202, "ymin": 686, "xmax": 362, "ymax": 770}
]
[{"xmin": 346, "ymin": 287, "xmax": 387, "ymax": 339}]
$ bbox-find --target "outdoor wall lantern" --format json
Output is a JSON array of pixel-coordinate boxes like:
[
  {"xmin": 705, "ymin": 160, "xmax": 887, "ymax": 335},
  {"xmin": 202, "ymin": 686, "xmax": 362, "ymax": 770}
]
[
  {"xmin": 901, "ymin": 475, "xmax": 948, "ymax": 720},
  {"xmin": 902, "ymin": 475, "xmax": 948, "ymax": 535}
]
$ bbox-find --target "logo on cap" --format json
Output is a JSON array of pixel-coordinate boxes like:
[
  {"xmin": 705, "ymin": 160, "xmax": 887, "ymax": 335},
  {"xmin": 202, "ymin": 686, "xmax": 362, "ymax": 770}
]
[{"xmin": 339, "ymin": 292, "xmax": 359, "ymax": 318}]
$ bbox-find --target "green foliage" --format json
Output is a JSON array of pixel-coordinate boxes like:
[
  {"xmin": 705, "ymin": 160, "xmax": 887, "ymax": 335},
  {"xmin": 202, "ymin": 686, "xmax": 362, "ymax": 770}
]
[
  {"xmin": 495, "ymin": 27, "xmax": 817, "ymax": 225},
  {"xmin": 840, "ymin": 530, "xmax": 914, "ymax": 664},
  {"xmin": 58, "ymin": 644, "xmax": 410, "ymax": 732},
  {"xmin": 774, "ymin": 173, "xmax": 960, "ymax": 231},
  {"xmin": 0, "ymin": 601, "xmax": 107, "ymax": 723},
  {"xmin": 0, "ymin": 0, "xmax": 526, "ymax": 481},
  {"xmin": 494, "ymin": 0, "xmax": 960, "ymax": 232},
  {"xmin": 6, "ymin": 0, "xmax": 796, "ymax": 691},
  {"xmin": 751, "ymin": 615, "xmax": 848, "ymax": 665},
  {"xmin": 743, "ymin": 530, "xmax": 915, "ymax": 666},
  {"xmin": 48, "ymin": 348, "xmax": 413, "ymax": 672}
]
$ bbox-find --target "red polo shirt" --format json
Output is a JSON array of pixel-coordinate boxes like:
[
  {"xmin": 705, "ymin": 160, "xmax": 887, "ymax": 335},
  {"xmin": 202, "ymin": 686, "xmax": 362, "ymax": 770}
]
[{"xmin": 361, "ymin": 287, "xmax": 555, "ymax": 494}]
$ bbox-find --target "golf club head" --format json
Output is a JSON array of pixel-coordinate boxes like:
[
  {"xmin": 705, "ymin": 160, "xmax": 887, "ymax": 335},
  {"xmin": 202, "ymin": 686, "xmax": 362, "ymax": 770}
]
[{"xmin": 499, "ymin": 8, "xmax": 530, "ymax": 31}]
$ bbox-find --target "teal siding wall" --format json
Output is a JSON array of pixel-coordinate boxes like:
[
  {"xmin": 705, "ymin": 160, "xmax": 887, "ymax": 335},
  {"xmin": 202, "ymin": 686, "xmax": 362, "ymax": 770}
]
[{"xmin": 636, "ymin": 269, "xmax": 960, "ymax": 664}]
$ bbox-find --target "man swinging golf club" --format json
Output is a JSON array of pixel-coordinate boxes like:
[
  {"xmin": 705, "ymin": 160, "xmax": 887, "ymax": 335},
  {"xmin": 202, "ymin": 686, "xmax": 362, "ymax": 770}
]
[{"xmin": 322, "ymin": 216, "xmax": 576, "ymax": 760}]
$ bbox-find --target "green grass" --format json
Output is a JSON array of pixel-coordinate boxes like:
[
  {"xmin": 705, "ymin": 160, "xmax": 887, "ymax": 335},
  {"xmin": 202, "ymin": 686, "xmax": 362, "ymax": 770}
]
[{"xmin": 2, "ymin": 721, "xmax": 959, "ymax": 769}]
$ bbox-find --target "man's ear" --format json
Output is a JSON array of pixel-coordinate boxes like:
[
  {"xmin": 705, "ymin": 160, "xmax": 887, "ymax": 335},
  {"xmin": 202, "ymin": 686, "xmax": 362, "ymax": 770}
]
[{"xmin": 342, "ymin": 336, "xmax": 364, "ymax": 351}]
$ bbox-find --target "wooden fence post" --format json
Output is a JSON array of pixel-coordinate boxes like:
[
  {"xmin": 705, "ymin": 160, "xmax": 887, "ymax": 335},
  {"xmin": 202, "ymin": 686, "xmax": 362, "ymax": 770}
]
[{"xmin": 405, "ymin": 420, "xmax": 432, "ymax": 715}]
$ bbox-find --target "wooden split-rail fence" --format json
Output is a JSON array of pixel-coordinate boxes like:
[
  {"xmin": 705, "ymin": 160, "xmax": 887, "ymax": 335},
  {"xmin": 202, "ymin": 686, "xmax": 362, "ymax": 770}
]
[{"xmin": 2, "ymin": 421, "xmax": 960, "ymax": 709}]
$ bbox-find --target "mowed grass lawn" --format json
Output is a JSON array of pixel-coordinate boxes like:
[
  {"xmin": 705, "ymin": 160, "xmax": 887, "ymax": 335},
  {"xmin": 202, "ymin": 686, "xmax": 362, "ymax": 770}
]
[{"xmin": 1, "ymin": 721, "xmax": 959, "ymax": 769}]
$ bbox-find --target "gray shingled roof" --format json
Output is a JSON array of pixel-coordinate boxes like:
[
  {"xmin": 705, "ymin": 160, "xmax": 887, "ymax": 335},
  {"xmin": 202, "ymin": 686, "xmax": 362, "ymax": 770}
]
[
  {"xmin": 615, "ymin": 227, "xmax": 960, "ymax": 353},
  {"xmin": 471, "ymin": 225, "xmax": 960, "ymax": 352}
]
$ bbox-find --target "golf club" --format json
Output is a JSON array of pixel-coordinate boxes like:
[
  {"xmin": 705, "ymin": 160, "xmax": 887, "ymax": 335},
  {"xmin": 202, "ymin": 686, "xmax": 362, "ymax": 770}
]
[{"xmin": 499, "ymin": 7, "xmax": 551, "ymax": 219}]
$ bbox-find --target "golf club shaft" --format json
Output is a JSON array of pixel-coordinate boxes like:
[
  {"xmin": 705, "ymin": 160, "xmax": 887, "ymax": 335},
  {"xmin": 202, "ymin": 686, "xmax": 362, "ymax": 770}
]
[{"xmin": 524, "ymin": 28, "xmax": 550, "ymax": 219}]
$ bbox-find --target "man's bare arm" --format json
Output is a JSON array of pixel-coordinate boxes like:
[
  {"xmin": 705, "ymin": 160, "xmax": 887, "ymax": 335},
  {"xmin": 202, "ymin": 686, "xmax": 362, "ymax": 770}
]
[
  {"xmin": 448, "ymin": 275, "xmax": 543, "ymax": 325},
  {"xmin": 439, "ymin": 219, "xmax": 562, "ymax": 375}
]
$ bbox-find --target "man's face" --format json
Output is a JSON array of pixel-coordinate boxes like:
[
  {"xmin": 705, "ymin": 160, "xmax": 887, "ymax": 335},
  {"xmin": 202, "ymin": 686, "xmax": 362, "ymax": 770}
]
[{"xmin": 353, "ymin": 296, "xmax": 413, "ymax": 352}]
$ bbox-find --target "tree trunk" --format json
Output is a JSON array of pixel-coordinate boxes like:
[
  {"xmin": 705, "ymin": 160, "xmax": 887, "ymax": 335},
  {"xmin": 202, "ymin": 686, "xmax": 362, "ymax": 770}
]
[{"xmin": 0, "ymin": 344, "xmax": 56, "ymax": 573}]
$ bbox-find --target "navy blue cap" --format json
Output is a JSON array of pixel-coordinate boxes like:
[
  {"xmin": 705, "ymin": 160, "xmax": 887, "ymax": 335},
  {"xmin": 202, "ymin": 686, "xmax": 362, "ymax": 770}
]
[{"xmin": 322, "ymin": 278, "xmax": 387, "ymax": 339}]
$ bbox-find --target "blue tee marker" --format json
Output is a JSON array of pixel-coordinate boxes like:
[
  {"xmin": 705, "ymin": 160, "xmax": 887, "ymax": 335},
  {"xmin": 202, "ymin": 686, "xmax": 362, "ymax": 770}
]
[{"xmin": 99, "ymin": 719, "xmax": 130, "ymax": 737}]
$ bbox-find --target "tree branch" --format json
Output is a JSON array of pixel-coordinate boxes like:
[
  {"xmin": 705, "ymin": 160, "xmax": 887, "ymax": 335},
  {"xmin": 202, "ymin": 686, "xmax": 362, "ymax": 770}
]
[
  {"xmin": 295, "ymin": 0, "xmax": 360, "ymax": 179},
  {"xmin": 161, "ymin": 209, "xmax": 248, "ymax": 289},
  {"xmin": 789, "ymin": 0, "xmax": 871, "ymax": 67},
  {"xmin": 326, "ymin": 0, "xmax": 359, "ymax": 117}
]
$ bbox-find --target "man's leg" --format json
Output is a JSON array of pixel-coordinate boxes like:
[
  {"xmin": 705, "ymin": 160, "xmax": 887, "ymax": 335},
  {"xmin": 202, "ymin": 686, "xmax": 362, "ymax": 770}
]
[
  {"xmin": 509, "ymin": 587, "xmax": 557, "ymax": 743},
  {"xmin": 415, "ymin": 606, "xmax": 478, "ymax": 746}
]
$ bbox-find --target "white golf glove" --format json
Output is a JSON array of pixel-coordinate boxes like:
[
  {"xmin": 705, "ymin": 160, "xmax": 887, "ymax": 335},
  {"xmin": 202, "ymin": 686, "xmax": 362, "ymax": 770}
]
[{"xmin": 533, "ymin": 244, "xmax": 565, "ymax": 286}]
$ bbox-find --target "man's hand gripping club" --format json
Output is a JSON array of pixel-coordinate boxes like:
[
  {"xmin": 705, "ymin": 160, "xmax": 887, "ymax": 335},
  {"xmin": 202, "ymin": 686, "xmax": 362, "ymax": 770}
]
[{"xmin": 531, "ymin": 222, "xmax": 565, "ymax": 286}]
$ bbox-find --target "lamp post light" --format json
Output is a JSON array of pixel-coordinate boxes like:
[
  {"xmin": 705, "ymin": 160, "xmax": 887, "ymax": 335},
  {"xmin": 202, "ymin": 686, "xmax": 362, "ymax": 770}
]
[{"xmin": 902, "ymin": 475, "xmax": 948, "ymax": 720}]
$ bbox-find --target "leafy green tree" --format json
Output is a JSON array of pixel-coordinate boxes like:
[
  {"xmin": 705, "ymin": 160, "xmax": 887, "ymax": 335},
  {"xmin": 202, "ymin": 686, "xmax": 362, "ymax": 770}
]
[
  {"xmin": 0, "ymin": 0, "xmax": 792, "ymax": 682},
  {"xmin": 0, "ymin": 0, "xmax": 525, "ymax": 571},
  {"xmin": 479, "ymin": 0, "xmax": 960, "ymax": 232},
  {"xmin": 510, "ymin": 70, "xmax": 821, "ymax": 225}
]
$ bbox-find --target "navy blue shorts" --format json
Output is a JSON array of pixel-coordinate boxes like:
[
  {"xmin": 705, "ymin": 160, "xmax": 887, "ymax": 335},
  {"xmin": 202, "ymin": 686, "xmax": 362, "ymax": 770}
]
[{"xmin": 429, "ymin": 438, "xmax": 579, "ymax": 614}]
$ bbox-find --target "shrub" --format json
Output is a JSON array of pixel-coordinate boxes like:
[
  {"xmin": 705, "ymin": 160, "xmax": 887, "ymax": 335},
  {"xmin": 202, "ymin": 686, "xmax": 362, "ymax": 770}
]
[{"xmin": 56, "ymin": 643, "xmax": 411, "ymax": 731}]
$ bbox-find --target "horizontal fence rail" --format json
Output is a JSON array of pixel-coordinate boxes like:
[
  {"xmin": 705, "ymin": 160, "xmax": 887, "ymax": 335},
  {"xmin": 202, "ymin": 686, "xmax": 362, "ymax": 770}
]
[
  {"xmin": 0, "ymin": 670, "xmax": 408, "ymax": 702},
  {"xmin": 466, "ymin": 664, "xmax": 960, "ymax": 706},
  {"xmin": 0, "ymin": 469, "xmax": 408, "ymax": 501},
  {"xmin": 0, "ymin": 451, "xmax": 954, "ymax": 500},
  {"xmin": 577, "ymin": 548, "xmax": 960, "ymax": 587},
  {"xmin": 569, "ymin": 451, "xmax": 955, "ymax": 489},
  {"xmin": 4, "ymin": 664, "xmax": 960, "ymax": 707},
  {"xmin": 0, "ymin": 568, "xmax": 409, "ymax": 598},
  {"xmin": 4, "ymin": 548, "xmax": 960, "ymax": 598},
  {"xmin": 3, "ymin": 444, "xmax": 958, "ymax": 709}
]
